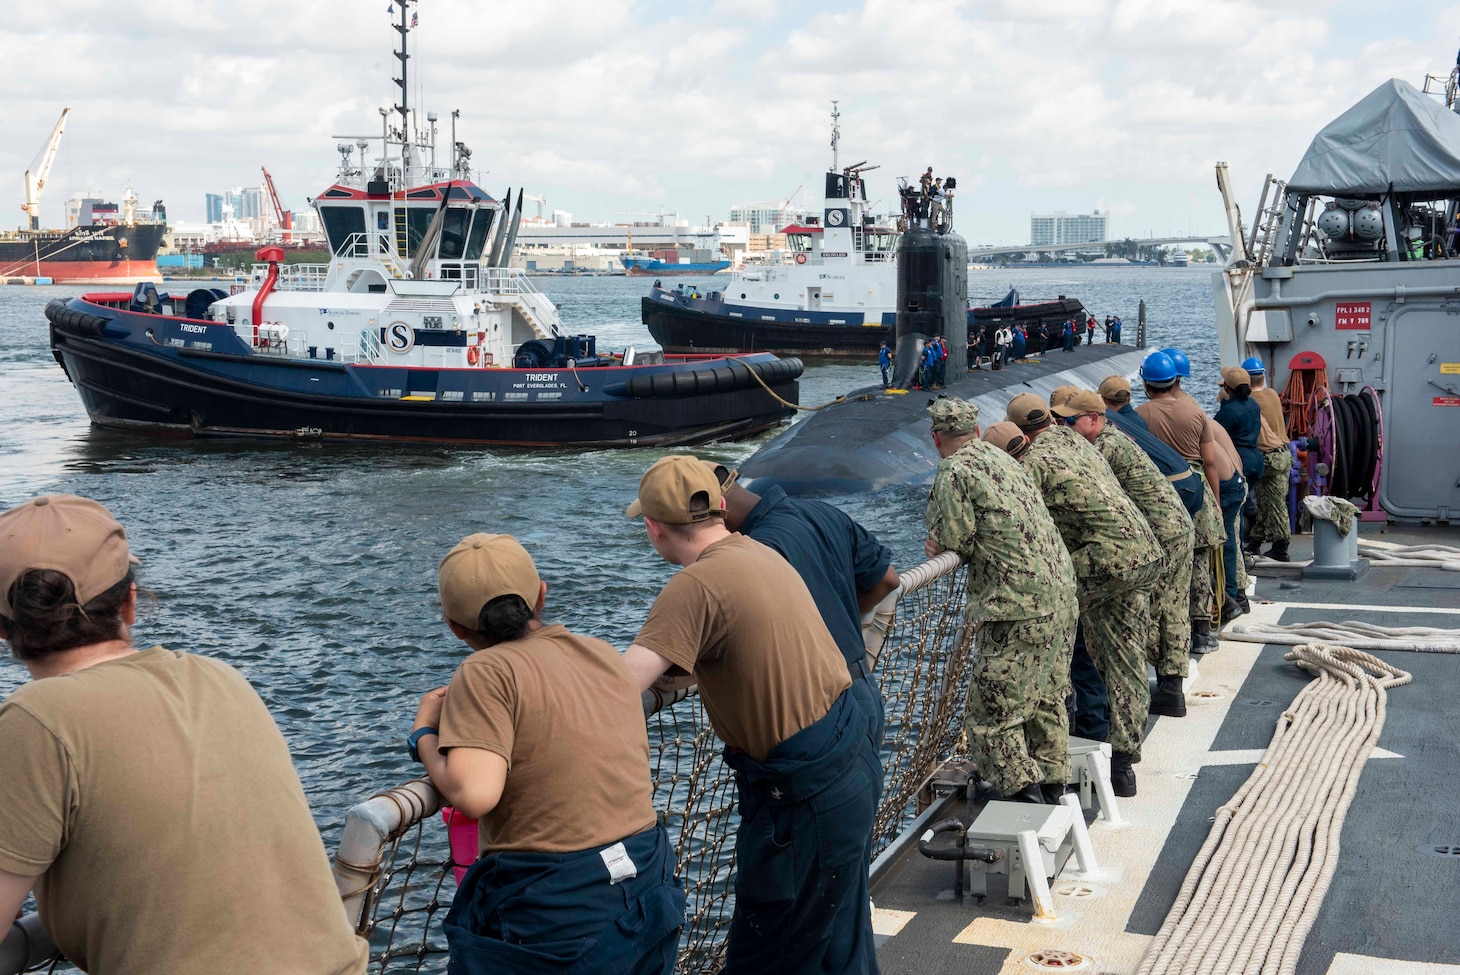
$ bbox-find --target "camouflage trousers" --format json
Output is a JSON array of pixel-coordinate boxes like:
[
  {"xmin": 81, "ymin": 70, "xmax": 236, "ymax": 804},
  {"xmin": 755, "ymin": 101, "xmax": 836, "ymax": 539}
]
[
  {"xmin": 966, "ymin": 601, "xmax": 1078, "ymax": 796},
  {"xmin": 1079, "ymin": 558, "xmax": 1160, "ymax": 760},
  {"xmin": 1150, "ymin": 531, "xmax": 1194, "ymax": 678},
  {"xmin": 1251, "ymin": 447, "xmax": 1293, "ymax": 546}
]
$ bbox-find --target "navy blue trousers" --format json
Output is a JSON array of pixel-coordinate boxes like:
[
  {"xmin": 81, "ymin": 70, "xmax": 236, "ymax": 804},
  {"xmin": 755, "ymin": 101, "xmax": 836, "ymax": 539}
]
[
  {"xmin": 722, "ymin": 691, "xmax": 880, "ymax": 975},
  {"xmin": 1220, "ymin": 474, "xmax": 1246, "ymax": 601},
  {"xmin": 1069, "ymin": 624, "xmax": 1110, "ymax": 742},
  {"xmin": 444, "ymin": 825, "xmax": 684, "ymax": 975}
]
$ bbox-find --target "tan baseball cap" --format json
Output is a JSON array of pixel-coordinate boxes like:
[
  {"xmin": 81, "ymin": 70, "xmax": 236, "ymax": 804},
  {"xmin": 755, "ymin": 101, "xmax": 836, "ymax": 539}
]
[
  {"xmin": 704, "ymin": 461, "xmax": 740, "ymax": 491},
  {"xmin": 927, "ymin": 397, "xmax": 980, "ymax": 433},
  {"xmin": 0, "ymin": 494, "xmax": 139, "ymax": 618},
  {"xmin": 1098, "ymin": 375, "xmax": 1132, "ymax": 403},
  {"xmin": 1006, "ymin": 392, "xmax": 1052, "ymax": 429},
  {"xmin": 1051, "ymin": 389, "xmax": 1107, "ymax": 418},
  {"xmin": 1221, "ymin": 366, "xmax": 1251, "ymax": 389},
  {"xmin": 438, "ymin": 533, "xmax": 541, "ymax": 630},
  {"xmin": 1049, "ymin": 385, "xmax": 1078, "ymax": 407},
  {"xmin": 626, "ymin": 455, "xmax": 725, "ymax": 524},
  {"xmin": 981, "ymin": 421, "xmax": 1030, "ymax": 458}
]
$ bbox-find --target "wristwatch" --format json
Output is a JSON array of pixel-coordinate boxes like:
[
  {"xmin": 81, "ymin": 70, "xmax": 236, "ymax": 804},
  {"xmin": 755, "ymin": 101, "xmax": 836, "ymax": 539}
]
[{"xmin": 407, "ymin": 726, "xmax": 438, "ymax": 764}]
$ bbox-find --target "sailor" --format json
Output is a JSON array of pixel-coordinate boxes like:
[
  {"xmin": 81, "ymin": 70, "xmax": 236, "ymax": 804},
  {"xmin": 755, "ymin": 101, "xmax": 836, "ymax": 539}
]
[
  {"xmin": 924, "ymin": 399, "xmax": 1078, "ymax": 804},
  {"xmin": 1056, "ymin": 389, "xmax": 1197, "ymax": 718},
  {"xmin": 878, "ymin": 341, "xmax": 893, "ymax": 389},
  {"xmin": 1101, "ymin": 374, "xmax": 1209, "ymax": 519},
  {"xmin": 1062, "ymin": 319, "xmax": 1077, "ymax": 352},
  {"xmin": 919, "ymin": 341, "xmax": 937, "ymax": 389},
  {"xmin": 930, "ymin": 179, "xmax": 946, "ymax": 227},
  {"xmin": 1099, "ymin": 375, "xmax": 1146, "ymax": 427},
  {"xmin": 0, "ymin": 495, "xmax": 368, "ymax": 975},
  {"xmin": 1010, "ymin": 324, "xmax": 1026, "ymax": 360},
  {"xmin": 1005, "ymin": 393, "xmax": 1164, "ymax": 796},
  {"xmin": 1085, "ymin": 316, "xmax": 1096, "ymax": 345},
  {"xmin": 1111, "ymin": 316, "xmax": 1122, "ymax": 344},
  {"xmin": 1214, "ymin": 366, "xmax": 1265, "ymax": 555},
  {"xmin": 412, "ymin": 533, "xmax": 684, "ymax": 974},
  {"xmin": 1104, "ymin": 315, "xmax": 1114, "ymax": 342},
  {"xmin": 936, "ymin": 335, "xmax": 949, "ymax": 387},
  {"xmin": 920, "ymin": 166, "xmax": 934, "ymax": 197},
  {"xmin": 1137, "ymin": 352, "xmax": 1227, "ymax": 651},
  {"xmin": 621, "ymin": 456, "xmax": 879, "ymax": 975},
  {"xmin": 1159, "ymin": 347, "xmax": 1198, "ymax": 405},
  {"xmin": 1243, "ymin": 357, "xmax": 1293, "ymax": 561},
  {"xmin": 717, "ymin": 463, "xmax": 899, "ymax": 761}
]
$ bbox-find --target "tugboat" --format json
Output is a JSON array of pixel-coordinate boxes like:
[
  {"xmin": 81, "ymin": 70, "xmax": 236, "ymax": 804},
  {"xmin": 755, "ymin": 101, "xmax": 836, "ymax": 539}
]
[
  {"xmin": 640, "ymin": 105, "xmax": 1087, "ymax": 356},
  {"xmin": 44, "ymin": 3, "xmax": 799, "ymax": 449}
]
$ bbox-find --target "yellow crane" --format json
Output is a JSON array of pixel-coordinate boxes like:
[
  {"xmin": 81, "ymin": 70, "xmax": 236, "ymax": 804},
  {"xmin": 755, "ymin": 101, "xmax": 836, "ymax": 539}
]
[{"xmin": 23, "ymin": 107, "xmax": 70, "ymax": 230}]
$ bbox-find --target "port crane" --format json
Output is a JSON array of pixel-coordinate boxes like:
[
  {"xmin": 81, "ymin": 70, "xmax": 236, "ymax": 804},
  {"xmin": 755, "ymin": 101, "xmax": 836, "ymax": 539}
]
[
  {"xmin": 22, "ymin": 107, "xmax": 70, "ymax": 230},
  {"xmin": 522, "ymin": 192, "xmax": 548, "ymax": 220},
  {"xmin": 261, "ymin": 166, "xmax": 292, "ymax": 242}
]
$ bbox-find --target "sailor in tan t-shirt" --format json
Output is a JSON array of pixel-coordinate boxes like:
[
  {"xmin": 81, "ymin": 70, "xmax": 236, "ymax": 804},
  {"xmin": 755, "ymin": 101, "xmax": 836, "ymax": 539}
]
[
  {"xmin": 621, "ymin": 455, "xmax": 880, "ymax": 975},
  {"xmin": 0, "ymin": 495, "xmax": 366, "ymax": 975},
  {"xmin": 410, "ymin": 533, "xmax": 684, "ymax": 974}
]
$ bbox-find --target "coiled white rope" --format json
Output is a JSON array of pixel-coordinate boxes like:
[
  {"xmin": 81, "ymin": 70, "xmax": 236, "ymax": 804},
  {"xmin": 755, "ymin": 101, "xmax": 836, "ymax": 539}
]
[
  {"xmin": 1250, "ymin": 538, "xmax": 1460, "ymax": 572},
  {"xmin": 1224, "ymin": 619, "xmax": 1460, "ymax": 653},
  {"xmin": 1137, "ymin": 644, "xmax": 1410, "ymax": 975}
]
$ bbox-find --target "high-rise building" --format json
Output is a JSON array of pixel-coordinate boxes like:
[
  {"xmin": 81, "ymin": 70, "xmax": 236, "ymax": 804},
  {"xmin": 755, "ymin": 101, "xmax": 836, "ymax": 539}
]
[
  {"xmin": 205, "ymin": 193, "xmax": 225, "ymax": 223},
  {"xmin": 240, "ymin": 187, "xmax": 266, "ymax": 220},
  {"xmin": 1030, "ymin": 210, "xmax": 1108, "ymax": 247},
  {"xmin": 729, "ymin": 203, "xmax": 802, "ymax": 235}
]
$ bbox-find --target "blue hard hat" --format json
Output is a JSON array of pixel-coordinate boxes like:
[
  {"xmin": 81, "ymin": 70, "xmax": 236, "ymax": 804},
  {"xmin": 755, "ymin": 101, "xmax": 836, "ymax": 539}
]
[
  {"xmin": 1141, "ymin": 351, "xmax": 1179, "ymax": 384},
  {"xmin": 1158, "ymin": 347, "xmax": 1191, "ymax": 378},
  {"xmin": 1241, "ymin": 355, "xmax": 1265, "ymax": 376}
]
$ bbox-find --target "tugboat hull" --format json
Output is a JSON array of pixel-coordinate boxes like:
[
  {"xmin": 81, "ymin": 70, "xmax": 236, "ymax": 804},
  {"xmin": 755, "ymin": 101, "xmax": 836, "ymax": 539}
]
[{"xmin": 48, "ymin": 299, "xmax": 800, "ymax": 448}]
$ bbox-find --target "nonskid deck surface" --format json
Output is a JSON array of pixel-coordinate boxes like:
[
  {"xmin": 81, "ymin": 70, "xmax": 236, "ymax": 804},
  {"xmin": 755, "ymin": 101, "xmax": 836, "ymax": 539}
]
[{"xmin": 872, "ymin": 524, "xmax": 1460, "ymax": 975}]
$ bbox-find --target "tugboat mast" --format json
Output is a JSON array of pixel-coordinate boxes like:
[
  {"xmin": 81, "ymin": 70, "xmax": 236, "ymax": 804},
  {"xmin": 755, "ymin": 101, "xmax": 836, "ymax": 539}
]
[
  {"xmin": 830, "ymin": 100, "xmax": 840, "ymax": 174},
  {"xmin": 393, "ymin": 0, "xmax": 413, "ymax": 172}
]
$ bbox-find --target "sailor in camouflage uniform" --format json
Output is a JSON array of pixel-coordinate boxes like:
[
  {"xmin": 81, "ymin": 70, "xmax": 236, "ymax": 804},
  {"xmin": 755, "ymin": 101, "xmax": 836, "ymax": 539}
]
[
  {"xmin": 1056, "ymin": 389, "xmax": 1196, "ymax": 719},
  {"xmin": 923, "ymin": 398, "xmax": 1079, "ymax": 804},
  {"xmin": 1004, "ymin": 393, "xmax": 1163, "ymax": 797}
]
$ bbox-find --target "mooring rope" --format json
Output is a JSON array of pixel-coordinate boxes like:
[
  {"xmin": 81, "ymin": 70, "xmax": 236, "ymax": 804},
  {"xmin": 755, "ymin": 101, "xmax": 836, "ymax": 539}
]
[
  {"xmin": 1250, "ymin": 538, "xmax": 1460, "ymax": 573},
  {"xmin": 727, "ymin": 357, "xmax": 847, "ymax": 412},
  {"xmin": 1224, "ymin": 619, "xmax": 1460, "ymax": 653},
  {"xmin": 1138, "ymin": 643, "xmax": 1410, "ymax": 975}
]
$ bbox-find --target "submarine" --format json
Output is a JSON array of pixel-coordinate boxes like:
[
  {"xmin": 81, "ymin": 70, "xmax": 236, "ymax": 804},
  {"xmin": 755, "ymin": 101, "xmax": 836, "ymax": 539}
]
[{"xmin": 738, "ymin": 210, "xmax": 1148, "ymax": 495}]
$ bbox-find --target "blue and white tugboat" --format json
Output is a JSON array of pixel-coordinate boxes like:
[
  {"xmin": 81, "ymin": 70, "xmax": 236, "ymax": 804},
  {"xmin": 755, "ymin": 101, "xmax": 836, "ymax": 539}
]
[{"xmin": 45, "ymin": 4, "xmax": 799, "ymax": 448}]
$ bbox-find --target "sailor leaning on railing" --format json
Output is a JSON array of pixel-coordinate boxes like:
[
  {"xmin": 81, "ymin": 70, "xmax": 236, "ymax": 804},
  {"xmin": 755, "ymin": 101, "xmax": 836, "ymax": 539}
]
[{"xmin": 0, "ymin": 495, "xmax": 368, "ymax": 975}]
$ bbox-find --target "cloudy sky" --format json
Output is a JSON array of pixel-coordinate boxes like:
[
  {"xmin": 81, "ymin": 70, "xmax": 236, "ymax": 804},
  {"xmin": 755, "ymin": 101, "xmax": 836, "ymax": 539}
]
[{"xmin": 4, "ymin": 0, "xmax": 1460, "ymax": 245}]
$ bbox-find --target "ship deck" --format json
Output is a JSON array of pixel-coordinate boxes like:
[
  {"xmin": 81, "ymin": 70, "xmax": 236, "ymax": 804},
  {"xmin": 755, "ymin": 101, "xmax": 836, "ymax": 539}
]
[{"xmin": 871, "ymin": 521, "xmax": 1460, "ymax": 975}]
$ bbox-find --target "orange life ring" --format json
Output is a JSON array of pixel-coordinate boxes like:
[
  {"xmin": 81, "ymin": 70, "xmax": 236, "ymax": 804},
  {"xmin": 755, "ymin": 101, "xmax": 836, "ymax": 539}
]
[
  {"xmin": 467, "ymin": 346, "xmax": 481, "ymax": 366},
  {"xmin": 794, "ymin": 253, "xmax": 807, "ymax": 265}
]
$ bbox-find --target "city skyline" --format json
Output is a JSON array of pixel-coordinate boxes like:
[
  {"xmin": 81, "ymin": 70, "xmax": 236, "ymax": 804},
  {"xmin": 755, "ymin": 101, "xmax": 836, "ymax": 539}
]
[{"xmin": 5, "ymin": 2, "xmax": 1460, "ymax": 247}]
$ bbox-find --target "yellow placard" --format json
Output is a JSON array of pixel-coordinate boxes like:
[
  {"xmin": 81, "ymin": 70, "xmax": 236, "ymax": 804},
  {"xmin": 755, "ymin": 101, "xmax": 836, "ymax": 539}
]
[{"xmin": 1441, "ymin": 363, "xmax": 1460, "ymax": 374}]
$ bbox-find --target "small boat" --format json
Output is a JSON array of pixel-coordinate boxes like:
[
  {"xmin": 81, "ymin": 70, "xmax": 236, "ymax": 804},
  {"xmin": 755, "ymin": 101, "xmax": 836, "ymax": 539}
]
[
  {"xmin": 44, "ymin": 8, "xmax": 800, "ymax": 449},
  {"xmin": 639, "ymin": 107, "xmax": 1088, "ymax": 357}
]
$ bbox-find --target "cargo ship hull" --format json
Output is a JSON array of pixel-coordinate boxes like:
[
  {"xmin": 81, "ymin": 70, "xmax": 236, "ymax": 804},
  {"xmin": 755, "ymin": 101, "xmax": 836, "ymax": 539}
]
[{"xmin": 0, "ymin": 224, "xmax": 165, "ymax": 283}]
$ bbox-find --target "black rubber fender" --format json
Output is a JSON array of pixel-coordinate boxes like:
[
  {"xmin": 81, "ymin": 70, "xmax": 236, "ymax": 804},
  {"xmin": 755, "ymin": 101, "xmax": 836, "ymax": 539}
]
[
  {"xmin": 45, "ymin": 300, "xmax": 111, "ymax": 337},
  {"xmin": 605, "ymin": 356, "xmax": 804, "ymax": 399}
]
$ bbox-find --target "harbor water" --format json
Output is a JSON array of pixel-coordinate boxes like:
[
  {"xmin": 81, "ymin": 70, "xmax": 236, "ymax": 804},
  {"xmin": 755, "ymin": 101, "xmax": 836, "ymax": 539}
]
[{"xmin": 0, "ymin": 267, "xmax": 1223, "ymax": 840}]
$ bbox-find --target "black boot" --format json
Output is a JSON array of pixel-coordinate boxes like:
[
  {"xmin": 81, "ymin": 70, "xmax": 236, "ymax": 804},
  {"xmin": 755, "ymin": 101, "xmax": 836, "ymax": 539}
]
[
  {"xmin": 1266, "ymin": 540, "xmax": 1290, "ymax": 562},
  {"xmin": 1110, "ymin": 752, "xmax": 1137, "ymax": 798},
  {"xmin": 1008, "ymin": 783, "xmax": 1047, "ymax": 804},
  {"xmin": 1192, "ymin": 619, "xmax": 1218, "ymax": 652},
  {"xmin": 1040, "ymin": 783, "xmax": 1069, "ymax": 804},
  {"xmin": 1150, "ymin": 675, "xmax": 1187, "ymax": 717},
  {"xmin": 1220, "ymin": 596, "xmax": 1246, "ymax": 625},
  {"xmin": 1236, "ymin": 592, "xmax": 1251, "ymax": 615}
]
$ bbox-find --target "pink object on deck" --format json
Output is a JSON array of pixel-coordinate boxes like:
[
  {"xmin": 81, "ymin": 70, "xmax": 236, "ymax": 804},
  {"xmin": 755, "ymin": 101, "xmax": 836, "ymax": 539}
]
[{"xmin": 440, "ymin": 807, "xmax": 479, "ymax": 885}]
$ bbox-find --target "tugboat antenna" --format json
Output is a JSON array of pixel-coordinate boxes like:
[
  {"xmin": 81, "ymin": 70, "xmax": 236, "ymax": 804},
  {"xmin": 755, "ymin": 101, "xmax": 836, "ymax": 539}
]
[
  {"xmin": 830, "ymin": 100, "xmax": 840, "ymax": 174},
  {"xmin": 393, "ymin": 0, "xmax": 412, "ymax": 171}
]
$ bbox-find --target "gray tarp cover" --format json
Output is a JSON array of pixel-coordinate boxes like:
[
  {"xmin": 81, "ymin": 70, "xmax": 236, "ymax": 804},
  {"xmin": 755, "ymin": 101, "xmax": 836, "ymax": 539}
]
[{"xmin": 1287, "ymin": 78, "xmax": 1460, "ymax": 195}]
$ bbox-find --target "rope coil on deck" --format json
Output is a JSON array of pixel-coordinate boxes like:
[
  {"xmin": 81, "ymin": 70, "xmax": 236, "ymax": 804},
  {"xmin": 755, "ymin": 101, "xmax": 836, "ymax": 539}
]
[
  {"xmin": 1224, "ymin": 619, "xmax": 1460, "ymax": 653},
  {"xmin": 1138, "ymin": 643, "xmax": 1411, "ymax": 975}
]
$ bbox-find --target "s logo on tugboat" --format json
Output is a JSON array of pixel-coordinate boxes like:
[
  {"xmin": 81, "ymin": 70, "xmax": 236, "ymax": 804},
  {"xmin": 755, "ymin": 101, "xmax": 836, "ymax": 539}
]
[{"xmin": 386, "ymin": 321, "xmax": 416, "ymax": 354}]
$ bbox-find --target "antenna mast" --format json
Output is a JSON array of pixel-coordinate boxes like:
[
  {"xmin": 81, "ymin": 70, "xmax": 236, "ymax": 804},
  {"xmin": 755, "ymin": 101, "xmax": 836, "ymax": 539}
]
[
  {"xmin": 393, "ymin": 1, "xmax": 412, "ymax": 170},
  {"xmin": 830, "ymin": 101, "xmax": 840, "ymax": 174}
]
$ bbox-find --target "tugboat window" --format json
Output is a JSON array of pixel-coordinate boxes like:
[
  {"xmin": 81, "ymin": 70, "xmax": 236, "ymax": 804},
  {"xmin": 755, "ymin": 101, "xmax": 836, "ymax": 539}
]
[
  {"xmin": 439, "ymin": 208, "xmax": 470, "ymax": 260},
  {"xmin": 465, "ymin": 210, "xmax": 494, "ymax": 261},
  {"xmin": 320, "ymin": 206, "xmax": 367, "ymax": 254},
  {"xmin": 396, "ymin": 207, "xmax": 435, "ymax": 258}
]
